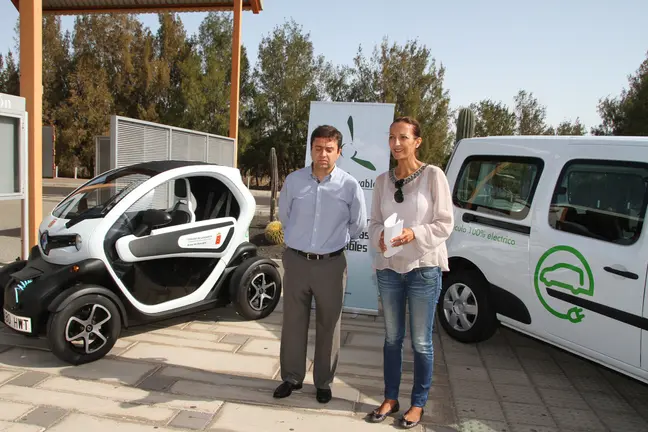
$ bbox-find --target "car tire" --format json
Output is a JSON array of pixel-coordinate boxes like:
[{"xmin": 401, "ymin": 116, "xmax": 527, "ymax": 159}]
[
  {"xmin": 46, "ymin": 294, "xmax": 122, "ymax": 365},
  {"xmin": 234, "ymin": 263, "xmax": 282, "ymax": 320},
  {"xmin": 437, "ymin": 270, "xmax": 498, "ymax": 343}
]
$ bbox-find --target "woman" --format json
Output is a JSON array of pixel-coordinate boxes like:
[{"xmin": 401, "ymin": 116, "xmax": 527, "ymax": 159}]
[{"xmin": 367, "ymin": 116, "xmax": 454, "ymax": 428}]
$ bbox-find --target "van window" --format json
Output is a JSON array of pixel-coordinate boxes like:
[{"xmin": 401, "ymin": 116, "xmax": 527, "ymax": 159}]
[
  {"xmin": 549, "ymin": 160, "xmax": 648, "ymax": 245},
  {"xmin": 453, "ymin": 156, "xmax": 544, "ymax": 220}
]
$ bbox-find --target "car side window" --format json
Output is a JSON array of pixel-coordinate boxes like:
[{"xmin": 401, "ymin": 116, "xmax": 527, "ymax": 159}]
[
  {"xmin": 548, "ymin": 160, "xmax": 648, "ymax": 245},
  {"xmin": 452, "ymin": 156, "xmax": 545, "ymax": 220}
]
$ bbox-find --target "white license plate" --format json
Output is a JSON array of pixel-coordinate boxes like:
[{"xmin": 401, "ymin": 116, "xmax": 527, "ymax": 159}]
[{"xmin": 3, "ymin": 309, "xmax": 32, "ymax": 333}]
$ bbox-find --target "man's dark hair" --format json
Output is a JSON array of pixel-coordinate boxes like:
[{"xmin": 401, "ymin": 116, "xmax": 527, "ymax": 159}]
[{"xmin": 310, "ymin": 125, "xmax": 342, "ymax": 149}]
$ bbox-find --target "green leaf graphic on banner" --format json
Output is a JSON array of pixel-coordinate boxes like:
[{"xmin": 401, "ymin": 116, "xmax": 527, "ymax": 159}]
[
  {"xmin": 347, "ymin": 116, "xmax": 354, "ymax": 141},
  {"xmin": 351, "ymin": 151, "xmax": 376, "ymax": 171}
]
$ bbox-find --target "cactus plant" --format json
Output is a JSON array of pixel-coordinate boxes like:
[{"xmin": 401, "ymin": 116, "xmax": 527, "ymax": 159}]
[
  {"xmin": 456, "ymin": 107, "xmax": 476, "ymax": 143},
  {"xmin": 269, "ymin": 147, "xmax": 278, "ymax": 222},
  {"xmin": 264, "ymin": 220, "xmax": 284, "ymax": 245}
]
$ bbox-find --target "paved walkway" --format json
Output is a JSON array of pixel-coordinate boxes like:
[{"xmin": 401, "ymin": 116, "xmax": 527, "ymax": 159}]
[{"xmin": 2, "ymin": 287, "xmax": 648, "ymax": 431}]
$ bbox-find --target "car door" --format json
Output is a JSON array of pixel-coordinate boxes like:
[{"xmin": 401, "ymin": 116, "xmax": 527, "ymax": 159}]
[
  {"xmin": 529, "ymin": 146, "xmax": 648, "ymax": 368},
  {"xmin": 114, "ymin": 176, "xmax": 238, "ymax": 263}
]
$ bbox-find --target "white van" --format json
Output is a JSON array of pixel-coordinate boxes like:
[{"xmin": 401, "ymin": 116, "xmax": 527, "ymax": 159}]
[{"xmin": 441, "ymin": 135, "xmax": 648, "ymax": 384}]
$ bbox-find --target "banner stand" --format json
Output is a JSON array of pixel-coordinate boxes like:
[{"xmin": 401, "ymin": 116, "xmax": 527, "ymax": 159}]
[{"xmin": 305, "ymin": 101, "xmax": 395, "ymax": 315}]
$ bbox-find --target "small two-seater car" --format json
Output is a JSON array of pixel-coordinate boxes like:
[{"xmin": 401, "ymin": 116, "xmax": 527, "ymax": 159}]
[{"xmin": 2, "ymin": 160, "xmax": 282, "ymax": 365}]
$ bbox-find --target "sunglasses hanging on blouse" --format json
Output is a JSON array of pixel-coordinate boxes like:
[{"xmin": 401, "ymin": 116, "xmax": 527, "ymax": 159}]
[{"xmin": 394, "ymin": 179, "xmax": 404, "ymax": 203}]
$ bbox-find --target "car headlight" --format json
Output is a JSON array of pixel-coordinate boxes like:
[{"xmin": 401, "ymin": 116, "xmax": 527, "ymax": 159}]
[{"xmin": 75, "ymin": 234, "xmax": 82, "ymax": 251}]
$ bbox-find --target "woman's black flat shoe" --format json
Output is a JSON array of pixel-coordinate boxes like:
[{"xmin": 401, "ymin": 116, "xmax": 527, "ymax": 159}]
[
  {"xmin": 367, "ymin": 401, "xmax": 400, "ymax": 423},
  {"xmin": 399, "ymin": 408, "xmax": 424, "ymax": 429}
]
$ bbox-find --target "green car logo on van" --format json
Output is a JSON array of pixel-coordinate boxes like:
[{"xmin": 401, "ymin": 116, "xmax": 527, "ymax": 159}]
[{"xmin": 534, "ymin": 245, "xmax": 594, "ymax": 323}]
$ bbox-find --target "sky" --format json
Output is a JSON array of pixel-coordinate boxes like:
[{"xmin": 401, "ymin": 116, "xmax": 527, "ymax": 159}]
[{"xmin": 0, "ymin": 0, "xmax": 646, "ymax": 132}]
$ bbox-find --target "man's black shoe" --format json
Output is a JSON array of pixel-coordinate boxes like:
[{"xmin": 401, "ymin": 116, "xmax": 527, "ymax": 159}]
[
  {"xmin": 273, "ymin": 381, "xmax": 302, "ymax": 398},
  {"xmin": 316, "ymin": 388, "xmax": 332, "ymax": 403}
]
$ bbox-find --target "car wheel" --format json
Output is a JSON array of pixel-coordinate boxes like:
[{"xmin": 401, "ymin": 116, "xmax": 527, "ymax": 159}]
[
  {"xmin": 46, "ymin": 294, "xmax": 121, "ymax": 365},
  {"xmin": 437, "ymin": 270, "xmax": 497, "ymax": 343},
  {"xmin": 234, "ymin": 263, "xmax": 282, "ymax": 320}
]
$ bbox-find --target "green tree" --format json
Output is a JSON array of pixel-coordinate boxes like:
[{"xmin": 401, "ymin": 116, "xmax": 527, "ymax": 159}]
[
  {"xmin": 514, "ymin": 90, "xmax": 550, "ymax": 135},
  {"xmin": 0, "ymin": 51, "xmax": 20, "ymax": 95},
  {"xmin": 348, "ymin": 38, "xmax": 451, "ymax": 165},
  {"xmin": 244, "ymin": 19, "xmax": 325, "ymax": 178},
  {"xmin": 42, "ymin": 16, "xmax": 72, "ymax": 125},
  {"xmin": 592, "ymin": 51, "xmax": 648, "ymax": 136},
  {"xmin": 555, "ymin": 118, "xmax": 586, "ymax": 135},
  {"xmin": 470, "ymin": 100, "xmax": 517, "ymax": 137}
]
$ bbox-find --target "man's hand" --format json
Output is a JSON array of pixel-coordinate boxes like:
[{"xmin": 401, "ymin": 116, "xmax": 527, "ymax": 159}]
[{"xmin": 390, "ymin": 228, "xmax": 415, "ymax": 247}]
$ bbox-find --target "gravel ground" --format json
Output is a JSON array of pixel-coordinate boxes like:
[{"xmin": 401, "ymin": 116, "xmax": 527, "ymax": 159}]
[{"xmin": 249, "ymin": 215, "xmax": 286, "ymax": 260}]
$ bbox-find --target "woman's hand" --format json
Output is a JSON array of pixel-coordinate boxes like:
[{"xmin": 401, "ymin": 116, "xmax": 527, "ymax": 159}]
[{"xmin": 391, "ymin": 228, "xmax": 416, "ymax": 247}]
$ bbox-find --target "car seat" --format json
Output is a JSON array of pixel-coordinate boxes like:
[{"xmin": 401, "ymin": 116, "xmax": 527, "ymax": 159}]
[{"xmin": 170, "ymin": 178, "xmax": 196, "ymax": 225}]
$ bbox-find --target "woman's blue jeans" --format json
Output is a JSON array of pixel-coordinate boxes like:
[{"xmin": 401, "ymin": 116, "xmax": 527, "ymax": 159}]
[{"xmin": 376, "ymin": 266, "xmax": 442, "ymax": 408}]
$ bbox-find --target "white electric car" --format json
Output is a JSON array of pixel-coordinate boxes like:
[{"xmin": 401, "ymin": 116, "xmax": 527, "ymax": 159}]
[
  {"xmin": 2, "ymin": 160, "xmax": 282, "ymax": 365},
  {"xmin": 441, "ymin": 135, "xmax": 648, "ymax": 384}
]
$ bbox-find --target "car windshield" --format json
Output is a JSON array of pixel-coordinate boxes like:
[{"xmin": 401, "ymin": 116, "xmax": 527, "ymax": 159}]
[{"xmin": 52, "ymin": 170, "xmax": 153, "ymax": 222}]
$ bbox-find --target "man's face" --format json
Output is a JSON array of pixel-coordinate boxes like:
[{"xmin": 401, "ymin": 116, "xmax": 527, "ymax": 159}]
[{"xmin": 311, "ymin": 137, "xmax": 341, "ymax": 170}]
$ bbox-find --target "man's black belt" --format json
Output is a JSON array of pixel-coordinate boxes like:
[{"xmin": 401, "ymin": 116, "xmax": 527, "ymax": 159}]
[{"xmin": 290, "ymin": 247, "xmax": 344, "ymax": 261}]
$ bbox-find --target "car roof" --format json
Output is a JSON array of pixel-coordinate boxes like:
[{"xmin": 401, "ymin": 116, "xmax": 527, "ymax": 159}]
[{"xmin": 127, "ymin": 160, "xmax": 215, "ymax": 173}]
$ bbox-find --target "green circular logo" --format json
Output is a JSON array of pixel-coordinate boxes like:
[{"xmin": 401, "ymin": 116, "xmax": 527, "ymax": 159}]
[{"xmin": 534, "ymin": 245, "xmax": 594, "ymax": 323}]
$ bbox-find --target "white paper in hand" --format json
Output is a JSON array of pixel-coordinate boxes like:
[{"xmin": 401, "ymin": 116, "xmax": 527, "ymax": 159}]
[{"xmin": 383, "ymin": 212, "xmax": 404, "ymax": 258}]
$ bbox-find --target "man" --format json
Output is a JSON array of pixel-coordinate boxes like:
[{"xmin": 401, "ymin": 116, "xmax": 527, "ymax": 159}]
[{"xmin": 274, "ymin": 124, "xmax": 367, "ymax": 404}]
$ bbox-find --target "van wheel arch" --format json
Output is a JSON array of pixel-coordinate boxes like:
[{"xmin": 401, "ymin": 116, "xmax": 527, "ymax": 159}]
[{"xmin": 439, "ymin": 257, "xmax": 498, "ymax": 343}]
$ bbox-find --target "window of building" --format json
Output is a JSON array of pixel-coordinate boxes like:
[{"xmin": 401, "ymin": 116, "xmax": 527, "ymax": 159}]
[
  {"xmin": 549, "ymin": 160, "xmax": 648, "ymax": 245},
  {"xmin": 453, "ymin": 156, "xmax": 544, "ymax": 220}
]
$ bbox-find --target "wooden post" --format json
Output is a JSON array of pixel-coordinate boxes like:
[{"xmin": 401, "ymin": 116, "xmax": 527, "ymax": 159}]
[
  {"xmin": 20, "ymin": 0, "xmax": 43, "ymax": 253},
  {"xmin": 229, "ymin": 0, "xmax": 242, "ymax": 168}
]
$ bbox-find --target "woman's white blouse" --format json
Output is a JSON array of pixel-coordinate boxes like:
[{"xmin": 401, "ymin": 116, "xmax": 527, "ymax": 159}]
[{"xmin": 369, "ymin": 164, "xmax": 454, "ymax": 273}]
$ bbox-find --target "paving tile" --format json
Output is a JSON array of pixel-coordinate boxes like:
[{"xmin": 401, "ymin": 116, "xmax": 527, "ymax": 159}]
[
  {"xmin": 121, "ymin": 332, "xmax": 238, "ymax": 352},
  {"xmin": 547, "ymin": 406, "xmax": 606, "ymax": 431},
  {"xmin": 568, "ymin": 375, "xmax": 617, "ymax": 393},
  {"xmin": 119, "ymin": 342, "xmax": 279, "ymax": 378},
  {"xmin": 580, "ymin": 390, "xmax": 636, "ymax": 413},
  {"xmin": 172, "ymin": 379, "xmax": 355, "ymax": 416},
  {"xmin": 440, "ymin": 337, "xmax": 480, "ymax": 356},
  {"xmin": 169, "ymin": 410, "xmax": 213, "ymax": 429},
  {"xmin": 528, "ymin": 373, "xmax": 574, "ymax": 390},
  {"xmin": 476, "ymin": 341, "xmax": 516, "ymax": 358},
  {"xmin": 0, "ymin": 368, "xmax": 20, "ymax": 384},
  {"xmin": 456, "ymin": 418, "xmax": 510, "ymax": 432},
  {"xmin": 0, "ymin": 420, "xmax": 45, "ymax": 432},
  {"xmin": 0, "ymin": 348, "xmax": 157, "ymax": 385},
  {"xmin": 0, "ymin": 384, "xmax": 176, "ymax": 423},
  {"xmin": 597, "ymin": 411, "xmax": 648, "ymax": 432},
  {"xmin": 450, "ymin": 379, "xmax": 498, "ymax": 401},
  {"xmin": 444, "ymin": 352, "xmax": 484, "ymax": 368},
  {"xmin": 519, "ymin": 359, "xmax": 563, "ymax": 375},
  {"xmin": 501, "ymin": 402, "xmax": 555, "ymax": 427},
  {"xmin": 488, "ymin": 369, "xmax": 530, "ymax": 386},
  {"xmin": 557, "ymin": 359, "xmax": 604, "ymax": 378},
  {"xmin": 448, "ymin": 365, "xmax": 490, "ymax": 383},
  {"xmin": 494, "ymin": 384, "xmax": 543, "ymax": 405},
  {"xmin": 482, "ymin": 355, "xmax": 523, "ymax": 371},
  {"xmin": 6, "ymin": 371, "xmax": 50, "ymax": 387},
  {"xmin": 208, "ymin": 401, "xmax": 400, "ymax": 431},
  {"xmin": 514, "ymin": 347, "xmax": 554, "ymax": 362},
  {"xmin": 536, "ymin": 387, "xmax": 590, "ymax": 410},
  {"xmin": 344, "ymin": 333, "xmax": 391, "ymax": 349},
  {"xmin": 627, "ymin": 397, "xmax": 648, "ymax": 421},
  {"xmin": 18, "ymin": 406, "xmax": 67, "ymax": 428},
  {"xmin": 0, "ymin": 344, "xmax": 10, "ymax": 354},
  {"xmin": 46, "ymin": 413, "xmax": 181, "ymax": 432},
  {"xmin": 0, "ymin": 400, "xmax": 34, "ymax": 421},
  {"xmin": 455, "ymin": 398, "xmax": 506, "ymax": 422},
  {"xmin": 508, "ymin": 425, "xmax": 558, "ymax": 432},
  {"xmin": 220, "ymin": 334, "xmax": 249, "ymax": 345},
  {"xmin": 609, "ymin": 377, "xmax": 648, "ymax": 399},
  {"xmin": 137, "ymin": 373, "xmax": 178, "ymax": 392},
  {"xmin": 39, "ymin": 375, "xmax": 224, "ymax": 412}
]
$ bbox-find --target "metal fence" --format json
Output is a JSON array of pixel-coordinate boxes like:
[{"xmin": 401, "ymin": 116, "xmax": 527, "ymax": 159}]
[{"xmin": 95, "ymin": 115, "xmax": 236, "ymax": 176}]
